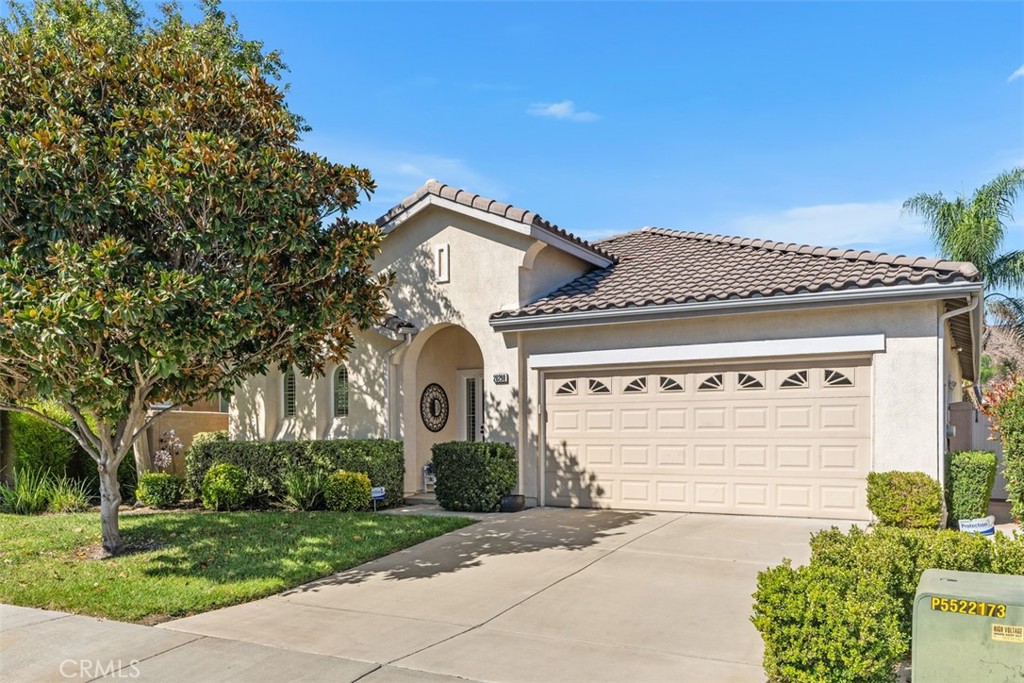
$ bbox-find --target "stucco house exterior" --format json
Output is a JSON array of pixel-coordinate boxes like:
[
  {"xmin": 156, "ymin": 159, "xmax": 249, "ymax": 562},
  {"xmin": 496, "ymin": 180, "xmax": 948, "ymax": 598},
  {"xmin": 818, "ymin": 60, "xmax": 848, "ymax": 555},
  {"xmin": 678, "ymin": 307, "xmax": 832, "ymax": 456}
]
[{"xmin": 231, "ymin": 180, "xmax": 983, "ymax": 521}]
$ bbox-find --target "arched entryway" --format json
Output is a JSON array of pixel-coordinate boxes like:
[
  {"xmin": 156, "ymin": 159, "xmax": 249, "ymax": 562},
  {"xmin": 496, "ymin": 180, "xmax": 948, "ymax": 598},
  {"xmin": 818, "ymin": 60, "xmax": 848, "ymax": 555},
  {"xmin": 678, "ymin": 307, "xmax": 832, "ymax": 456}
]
[{"xmin": 400, "ymin": 323, "xmax": 484, "ymax": 492}]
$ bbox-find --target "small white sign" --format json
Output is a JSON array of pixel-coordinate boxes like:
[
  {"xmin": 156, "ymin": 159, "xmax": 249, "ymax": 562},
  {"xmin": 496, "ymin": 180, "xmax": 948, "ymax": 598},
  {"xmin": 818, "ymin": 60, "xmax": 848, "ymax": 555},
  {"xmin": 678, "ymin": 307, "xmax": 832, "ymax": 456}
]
[
  {"xmin": 371, "ymin": 487, "xmax": 386, "ymax": 501},
  {"xmin": 958, "ymin": 516, "xmax": 996, "ymax": 536},
  {"xmin": 493, "ymin": 373, "xmax": 509, "ymax": 384}
]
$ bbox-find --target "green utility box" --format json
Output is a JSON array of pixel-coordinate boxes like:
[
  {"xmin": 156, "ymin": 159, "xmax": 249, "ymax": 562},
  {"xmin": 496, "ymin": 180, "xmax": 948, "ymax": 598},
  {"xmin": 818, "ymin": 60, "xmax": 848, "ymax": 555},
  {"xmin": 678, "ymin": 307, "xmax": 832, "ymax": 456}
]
[{"xmin": 912, "ymin": 569, "xmax": 1024, "ymax": 682}]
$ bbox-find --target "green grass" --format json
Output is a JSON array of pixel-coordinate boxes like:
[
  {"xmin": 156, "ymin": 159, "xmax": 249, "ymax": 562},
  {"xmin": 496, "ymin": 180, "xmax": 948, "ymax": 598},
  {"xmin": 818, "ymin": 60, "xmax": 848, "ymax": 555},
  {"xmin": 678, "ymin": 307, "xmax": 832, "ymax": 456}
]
[{"xmin": 0, "ymin": 510, "xmax": 475, "ymax": 622}]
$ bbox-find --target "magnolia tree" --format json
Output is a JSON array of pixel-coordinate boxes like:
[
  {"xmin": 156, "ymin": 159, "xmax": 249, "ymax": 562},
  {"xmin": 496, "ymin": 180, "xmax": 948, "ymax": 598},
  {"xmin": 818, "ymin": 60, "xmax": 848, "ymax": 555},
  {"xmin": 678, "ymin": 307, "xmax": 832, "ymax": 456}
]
[{"xmin": 0, "ymin": 0, "xmax": 391, "ymax": 553}]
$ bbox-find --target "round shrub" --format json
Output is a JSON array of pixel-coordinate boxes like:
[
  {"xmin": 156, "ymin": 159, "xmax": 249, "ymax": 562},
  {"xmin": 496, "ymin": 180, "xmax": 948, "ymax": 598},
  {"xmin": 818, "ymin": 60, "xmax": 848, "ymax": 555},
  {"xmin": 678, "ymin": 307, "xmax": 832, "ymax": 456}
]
[
  {"xmin": 201, "ymin": 463, "xmax": 247, "ymax": 511},
  {"xmin": 752, "ymin": 560, "xmax": 905, "ymax": 683},
  {"xmin": 136, "ymin": 472, "xmax": 184, "ymax": 508},
  {"xmin": 432, "ymin": 441, "xmax": 517, "ymax": 513},
  {"xmin": 866, "ymin": 471, "xmax": 942, "ymax": 528},
  {"xmin": 945, "ymin": 450, "xmax": 996, "ymax": 524},
  {"xmin": 324, "ymin": 470, "xmax": 371, "ymax": 511}
]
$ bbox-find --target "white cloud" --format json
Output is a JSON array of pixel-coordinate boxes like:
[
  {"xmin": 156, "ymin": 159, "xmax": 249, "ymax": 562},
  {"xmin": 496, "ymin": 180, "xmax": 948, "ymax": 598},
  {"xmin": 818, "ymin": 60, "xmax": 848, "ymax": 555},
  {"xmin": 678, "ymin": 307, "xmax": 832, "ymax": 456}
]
[
  {"xmin": 1008, "ymin": 65, "xmax": 1024, "ymax": 82},
  {"xmin": 728, "ymin": 201, "xmax": 932, "ymax": 254},
  {"xmin": 527, "ymin": 100, "xmax": 599, "ymax": 122}
]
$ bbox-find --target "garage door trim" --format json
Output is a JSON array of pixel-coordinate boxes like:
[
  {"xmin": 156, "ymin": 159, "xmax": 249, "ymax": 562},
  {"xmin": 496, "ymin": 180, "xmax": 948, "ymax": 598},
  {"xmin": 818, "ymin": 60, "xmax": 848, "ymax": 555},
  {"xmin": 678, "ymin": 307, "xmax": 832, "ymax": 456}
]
[{"xmin": 528, "ymin": 334, "xmax": 885, "ymax": 370}]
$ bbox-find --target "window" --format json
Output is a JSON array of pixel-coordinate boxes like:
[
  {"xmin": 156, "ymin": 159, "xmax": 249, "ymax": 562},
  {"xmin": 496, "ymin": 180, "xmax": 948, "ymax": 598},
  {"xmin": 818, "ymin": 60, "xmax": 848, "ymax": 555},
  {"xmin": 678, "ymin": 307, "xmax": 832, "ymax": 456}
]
[
  {"xmin": 737, "ymin": 373, "xmax": 764, "ymax": 390},
  {"xmin": 698, "ymin": 374, "xmax": 724, "ymax": 391},
  {"xmin": 283, "ymin": 366, "xmax": 296, "ymax": 417},
  {"xmin": 465, "ymin": 376, "xmax": 478, "ymax": 442},
  {"xmin": 556, "ymin": 380, "xmax": 577, "ymax": 395},
  {"xmin": 588, "ymin": 379, "xmax": 611, "ymax": 394},
  {"xmin": 658, "ymin": 376, "xmax": 684, "ymax": 392},
  {"xmin": 433, "ymin": 243, "xmax": 450, "ymax": 283},
  {"xmin": 333, "ymin": 366, "xmax": 349, "ymax": 418},
  {"xmin": 780, "ymin": 371, "xmax": 808, "ymax": 389},
  {"xmin": 624, "ymin": 377, "xmax": 648, "ymax": 393},
  {"xmin": 823, "ymin": 369, "xmax": 853, "ymax": 387},
  {"xmin": 219, "ymin": 395, "xmax": 230, "ymax": 413}
]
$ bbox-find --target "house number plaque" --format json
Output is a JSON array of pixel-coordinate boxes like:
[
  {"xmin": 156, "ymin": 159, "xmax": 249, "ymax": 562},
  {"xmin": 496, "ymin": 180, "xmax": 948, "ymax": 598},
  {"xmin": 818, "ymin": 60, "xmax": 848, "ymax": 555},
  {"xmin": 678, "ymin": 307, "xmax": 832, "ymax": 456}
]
[{"xmin": 492, "ymin": 373, "xmax": 509, "ymax": 385}]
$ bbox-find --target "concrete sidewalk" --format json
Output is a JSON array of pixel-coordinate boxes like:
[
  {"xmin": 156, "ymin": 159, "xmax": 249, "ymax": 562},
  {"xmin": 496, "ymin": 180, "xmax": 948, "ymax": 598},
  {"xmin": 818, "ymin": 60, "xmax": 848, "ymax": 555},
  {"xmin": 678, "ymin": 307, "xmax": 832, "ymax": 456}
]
[{"xmin": 0, "ymin": 604, "xmax": 469, "ymax": 682}]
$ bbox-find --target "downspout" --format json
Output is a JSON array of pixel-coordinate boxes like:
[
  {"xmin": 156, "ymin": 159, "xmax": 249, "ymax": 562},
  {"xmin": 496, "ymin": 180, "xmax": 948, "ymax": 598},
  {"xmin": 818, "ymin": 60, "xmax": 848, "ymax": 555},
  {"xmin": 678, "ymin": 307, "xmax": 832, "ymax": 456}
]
[
  {"xmin": 386, "ymin": 332, "xmax": 415, "ymax": 439},
  {"xmin": 937, "ymin": 294, "xmax": 979, "ymax": 493}
]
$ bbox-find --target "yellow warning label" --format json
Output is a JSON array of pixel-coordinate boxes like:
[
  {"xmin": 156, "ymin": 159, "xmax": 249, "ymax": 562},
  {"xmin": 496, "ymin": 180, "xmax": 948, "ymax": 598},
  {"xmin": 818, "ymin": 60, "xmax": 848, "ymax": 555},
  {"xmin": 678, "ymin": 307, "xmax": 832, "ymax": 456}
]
[{"xmin": 991, "ymin": 624, "xmax": 1024, "ymax": 643}]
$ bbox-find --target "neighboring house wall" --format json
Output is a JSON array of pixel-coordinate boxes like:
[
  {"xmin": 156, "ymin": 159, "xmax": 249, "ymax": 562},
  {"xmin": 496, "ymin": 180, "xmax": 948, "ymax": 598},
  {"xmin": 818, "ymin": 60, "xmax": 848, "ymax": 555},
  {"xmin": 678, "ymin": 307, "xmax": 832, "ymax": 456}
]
[
  {"xmin": 146, "ymin": 409, "xmax": 228, "ymax": 474},
  {"xmin": 513, "ymin": 299, "xmax": 945, "ymax": 504},
  {"xmin": 949, "ymin": 402, "xmax": 1009, "ymax": 500}
]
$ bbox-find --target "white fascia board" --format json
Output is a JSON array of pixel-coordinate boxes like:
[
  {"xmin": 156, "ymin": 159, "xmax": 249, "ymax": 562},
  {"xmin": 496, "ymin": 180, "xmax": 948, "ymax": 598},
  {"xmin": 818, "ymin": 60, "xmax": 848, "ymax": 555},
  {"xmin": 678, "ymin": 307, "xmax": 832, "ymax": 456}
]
[
  {"xmin": 527, "ymin": 334, "xmax": 886, "ymax": 370},
  {"xmin": 380, "ymin": 195, "xmax": 613, "ymax": 268},
  {"xmin": 494, "ymin": 281, "xmax": 983, "ymax": 332}
]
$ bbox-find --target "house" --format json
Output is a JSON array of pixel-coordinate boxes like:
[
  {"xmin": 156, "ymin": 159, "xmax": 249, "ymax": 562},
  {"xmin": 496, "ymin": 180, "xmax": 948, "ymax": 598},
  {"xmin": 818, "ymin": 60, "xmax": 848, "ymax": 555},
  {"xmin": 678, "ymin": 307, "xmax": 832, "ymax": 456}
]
[{"xmin": 231, "ymin": 180, "xmax": 983, "ymax": 521}]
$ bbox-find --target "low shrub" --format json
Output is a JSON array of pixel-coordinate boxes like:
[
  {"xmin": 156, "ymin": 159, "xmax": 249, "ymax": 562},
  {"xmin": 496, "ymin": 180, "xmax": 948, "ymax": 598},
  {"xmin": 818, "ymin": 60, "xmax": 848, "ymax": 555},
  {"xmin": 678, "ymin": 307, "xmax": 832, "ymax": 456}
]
[
  {"xmin": 752, "ymin": 560, "xmax": 905, "ymax": 683},
  {"xmin": 186, "ymin": 437, "xmax": 403, "ymax": 508},
  {"xmin": 755, "ymin": 525, "xmax": 1024, "ymax": 681},
  {"xmin": 46, "ymin": 474, "xmax": 92, "ymax": 513},
  {"xmin": 0, "ymin": 468, "xmax": 53, "ymax": 514},
  {"xmin": 136, "ymin": 473, "xmax": 185, "ymax": 508},
  {"xmin": 866, "ymin": 471, "xmax": 942, "ymax": 528},
  {"xmin": 201, "ymin": 463, "xmax": 247, "ymax": 511},
  {"xmin": 280, "ymin": 468, "xmax": 327, "ymax": 511},
  {"xmin": 945, "ymin": 451, "xmax": 996, "ymax": 525},
  {"xmin": 324, "ymin": 470, "xmax": 371, "ymax": 511},
  {"xmin": 432, "ymin": 441, "xmax": 517, "ymax": 512}
]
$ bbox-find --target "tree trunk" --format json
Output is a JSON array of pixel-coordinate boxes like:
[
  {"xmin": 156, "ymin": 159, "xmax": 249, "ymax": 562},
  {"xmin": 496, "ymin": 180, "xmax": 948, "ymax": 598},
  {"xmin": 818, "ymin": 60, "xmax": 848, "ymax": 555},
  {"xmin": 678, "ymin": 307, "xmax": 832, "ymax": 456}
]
[
  {"xmin": 98, "ymin": 460, "xmax": 123, "ymax": 555},
  {"xmin": 0, "ymin": 410, "xmax": 13, "ymax": 486}
]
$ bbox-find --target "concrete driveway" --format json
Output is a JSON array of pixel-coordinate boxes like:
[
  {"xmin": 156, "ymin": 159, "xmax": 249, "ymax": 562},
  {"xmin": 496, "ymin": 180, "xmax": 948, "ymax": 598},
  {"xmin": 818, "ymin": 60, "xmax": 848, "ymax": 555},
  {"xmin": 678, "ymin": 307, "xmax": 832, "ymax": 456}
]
[{"xmin": 155, "ymin": 508, "xmax": 843, "ymax": 682}]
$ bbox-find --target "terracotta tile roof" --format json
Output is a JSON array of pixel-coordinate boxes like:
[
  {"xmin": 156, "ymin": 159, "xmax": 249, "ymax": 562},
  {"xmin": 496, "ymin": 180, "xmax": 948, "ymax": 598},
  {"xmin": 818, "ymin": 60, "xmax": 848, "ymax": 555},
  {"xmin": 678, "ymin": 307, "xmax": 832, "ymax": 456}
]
[
  {"xmin": 376, "ymin": 180, "xmax": 615, "ymax": 263},
  {"xmin": 493, "ymin": 227, "xmax": 980, "ymax": 320}
]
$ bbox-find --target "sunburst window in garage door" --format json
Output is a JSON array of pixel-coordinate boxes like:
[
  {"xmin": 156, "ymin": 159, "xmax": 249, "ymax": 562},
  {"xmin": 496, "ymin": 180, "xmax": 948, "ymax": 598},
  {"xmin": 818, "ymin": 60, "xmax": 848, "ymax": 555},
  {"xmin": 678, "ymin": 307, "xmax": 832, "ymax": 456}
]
[
  {"xmin": 824, "ymin": 369, "xmax": 854, "ymax": 387},
  {"xmin": 698, "ymin": 374, "xmax": 724, "ymax": 391},
  {"xmin": 658, "ymin": 376, "xmax": 683, "ymax": 392},
  {"xmin": 556, "ymin": 380, "xmax": 577, "ymax": 395},
  {"xmin": 737, "ymin": 372, "xmax": 765, "ymax": 389},
  {"xmin": 588, "ymin": 379, "xmax": 611, "ymax": 394},
  {"xmin": 624, "ymin": 377, "xmax": 648, "ymax": 393},
  {"xmin": 780, "ymin": 370, "xmax": 808, "ymax": 389}
]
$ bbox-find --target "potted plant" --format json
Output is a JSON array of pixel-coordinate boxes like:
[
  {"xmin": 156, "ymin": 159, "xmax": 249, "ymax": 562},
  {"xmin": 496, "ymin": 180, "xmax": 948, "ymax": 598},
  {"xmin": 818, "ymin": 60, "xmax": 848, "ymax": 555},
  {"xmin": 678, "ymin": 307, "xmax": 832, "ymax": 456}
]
[{"xmin": 500, "ymin": 490, "xmax": 525, "ymax": 513}]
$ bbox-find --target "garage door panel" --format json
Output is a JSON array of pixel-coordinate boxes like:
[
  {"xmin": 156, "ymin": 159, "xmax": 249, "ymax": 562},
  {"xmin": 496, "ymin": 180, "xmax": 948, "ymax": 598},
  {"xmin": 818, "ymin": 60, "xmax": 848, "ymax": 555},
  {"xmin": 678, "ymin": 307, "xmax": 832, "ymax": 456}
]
[{"xmin": 546, "ymin": 361, "xmax": 871, "ymax": 520}]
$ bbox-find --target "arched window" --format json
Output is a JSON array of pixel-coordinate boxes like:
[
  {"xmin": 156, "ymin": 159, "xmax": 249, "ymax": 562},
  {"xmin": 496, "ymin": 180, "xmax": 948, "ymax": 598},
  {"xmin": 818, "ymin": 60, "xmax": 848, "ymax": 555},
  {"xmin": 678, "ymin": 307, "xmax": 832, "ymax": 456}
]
[
  {"xmin": 334, "ymin": 366, "xmax": 349, "ymax": 418},
  {"xmin": 283, "ymin": 366, "xmax": 296, "ymax": 417}
]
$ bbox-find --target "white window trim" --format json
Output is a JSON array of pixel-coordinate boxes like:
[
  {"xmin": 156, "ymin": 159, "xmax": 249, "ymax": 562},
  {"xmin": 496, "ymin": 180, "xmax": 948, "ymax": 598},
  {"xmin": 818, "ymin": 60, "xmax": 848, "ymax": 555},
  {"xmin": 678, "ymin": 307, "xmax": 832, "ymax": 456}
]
[
  {"xmin": 433, "ymin": 243, "xmax": 450, "ymax": 283},
  {"xmin": 528, "ymin": 334, "xmax": 885, "ymax": 370}
]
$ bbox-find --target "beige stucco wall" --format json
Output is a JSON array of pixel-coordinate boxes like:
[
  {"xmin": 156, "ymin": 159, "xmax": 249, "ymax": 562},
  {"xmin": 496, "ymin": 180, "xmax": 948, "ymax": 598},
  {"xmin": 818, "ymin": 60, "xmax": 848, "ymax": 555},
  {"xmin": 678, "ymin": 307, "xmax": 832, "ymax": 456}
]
[
  {"xmin": 513, "ymin": 299, "xmax": 947, "ymax": 504},
  {"xmin": 231, "ymin": 203, "xmax": 593, "ymax": 494}
]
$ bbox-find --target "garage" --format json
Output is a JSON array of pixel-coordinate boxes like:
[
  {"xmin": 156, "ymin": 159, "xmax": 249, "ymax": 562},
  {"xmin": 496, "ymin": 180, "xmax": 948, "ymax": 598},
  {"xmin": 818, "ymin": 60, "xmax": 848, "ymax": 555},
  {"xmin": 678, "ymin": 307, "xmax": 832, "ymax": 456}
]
[{"xmin": 544, "ymin": 359, "xmax": 871, "ymax": 520}]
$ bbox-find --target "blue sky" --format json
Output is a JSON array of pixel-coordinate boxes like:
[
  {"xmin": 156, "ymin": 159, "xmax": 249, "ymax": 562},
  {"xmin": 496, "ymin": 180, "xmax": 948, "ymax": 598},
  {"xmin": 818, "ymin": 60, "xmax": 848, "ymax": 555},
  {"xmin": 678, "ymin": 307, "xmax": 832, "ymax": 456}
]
[{"xmin": 213, "ymin": 1, "xmax": 1021, "ymax": 257}]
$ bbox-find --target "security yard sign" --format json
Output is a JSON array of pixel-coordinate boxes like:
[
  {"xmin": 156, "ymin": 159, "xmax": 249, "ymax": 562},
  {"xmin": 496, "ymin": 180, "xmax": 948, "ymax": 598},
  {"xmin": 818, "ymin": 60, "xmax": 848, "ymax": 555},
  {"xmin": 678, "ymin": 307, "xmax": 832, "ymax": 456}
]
[{"xmin": 912, "ymin": 569, "xmax": 1024, "ymax": 682}]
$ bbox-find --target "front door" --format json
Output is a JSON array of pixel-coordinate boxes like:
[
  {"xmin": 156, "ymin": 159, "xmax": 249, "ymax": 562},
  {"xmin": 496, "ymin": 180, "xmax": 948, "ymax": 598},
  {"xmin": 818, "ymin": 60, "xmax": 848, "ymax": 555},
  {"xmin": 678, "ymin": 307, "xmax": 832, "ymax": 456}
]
[{"xmin": 458, "ymin": 371, "xmax": 485, "ymax": 442}]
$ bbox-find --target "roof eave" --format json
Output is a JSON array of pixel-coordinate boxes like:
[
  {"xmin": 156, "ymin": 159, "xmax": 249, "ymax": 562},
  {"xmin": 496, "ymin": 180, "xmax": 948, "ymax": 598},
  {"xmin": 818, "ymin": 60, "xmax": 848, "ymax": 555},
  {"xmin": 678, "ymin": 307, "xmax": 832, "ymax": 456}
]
[{"xmin": 489, "ymin": 280, "xmax": 985, "ymax": 332}]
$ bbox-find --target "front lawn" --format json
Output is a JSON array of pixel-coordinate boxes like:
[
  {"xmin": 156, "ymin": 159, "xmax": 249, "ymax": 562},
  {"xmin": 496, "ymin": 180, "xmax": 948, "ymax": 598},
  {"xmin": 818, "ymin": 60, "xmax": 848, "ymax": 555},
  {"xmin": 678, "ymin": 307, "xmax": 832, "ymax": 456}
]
[{"xmin": 0, "ymin": 510, "xmax": 474, "ymax": 623}]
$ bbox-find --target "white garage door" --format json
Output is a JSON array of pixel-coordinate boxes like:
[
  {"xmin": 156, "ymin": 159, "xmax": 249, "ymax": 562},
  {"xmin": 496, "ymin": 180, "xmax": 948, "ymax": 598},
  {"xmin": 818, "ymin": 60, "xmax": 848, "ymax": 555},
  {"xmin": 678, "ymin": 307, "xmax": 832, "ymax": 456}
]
[{"xmin": 544, "ymin": 360, "xmax": 871, "ymax": 520}]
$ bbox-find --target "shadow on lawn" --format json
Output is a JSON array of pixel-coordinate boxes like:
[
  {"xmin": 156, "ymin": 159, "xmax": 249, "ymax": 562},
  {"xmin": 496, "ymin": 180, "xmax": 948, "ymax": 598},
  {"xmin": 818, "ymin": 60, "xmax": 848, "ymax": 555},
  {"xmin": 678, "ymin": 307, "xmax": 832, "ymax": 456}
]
[{"xmin": 121, "ymin": 512, "xmax": 460, "ymax": 585}]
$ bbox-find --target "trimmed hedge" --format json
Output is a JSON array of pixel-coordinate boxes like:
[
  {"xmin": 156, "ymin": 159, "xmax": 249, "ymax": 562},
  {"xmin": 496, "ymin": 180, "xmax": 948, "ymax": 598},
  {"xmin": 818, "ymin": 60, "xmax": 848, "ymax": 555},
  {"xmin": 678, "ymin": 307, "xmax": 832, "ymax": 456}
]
[
  {"xmin": 945, "ymin": 451, "xmax": 996, "ymax": 525},
  {"xmin": 752, "ymin": 561, "xmax": 904, "ymax": 683},
  {"xmin": 324, "ymin": 470, "xmax": 372, "ymax": 511},
  {"xmin": 866, "ymin": 471, "xmax": 942, "ymax": 528},
  {"xmin": 185, "ymin": 436, "xmax": 403, "ymax": 508},
  {"xmin": 432, "ymin": 441, "xmax": 517, "ymax": 512},
  {"xmin": 136, "ymin": 473, "xmax": 184, "ymax": 508},
  {"xmin": 753, "ymin": 525, "xmax": 1024, "ymax": 681}
]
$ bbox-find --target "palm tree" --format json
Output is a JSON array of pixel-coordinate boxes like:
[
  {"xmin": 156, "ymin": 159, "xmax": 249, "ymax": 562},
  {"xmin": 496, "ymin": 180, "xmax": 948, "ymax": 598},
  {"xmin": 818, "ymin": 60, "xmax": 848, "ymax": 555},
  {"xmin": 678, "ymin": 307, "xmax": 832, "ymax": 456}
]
[{"xmin": 904, "ymin": 167, "xmax": 1024, "ymax": 344}]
